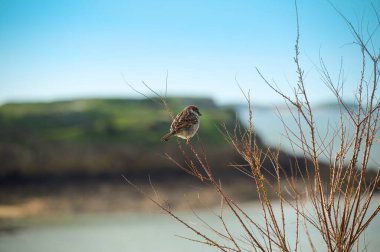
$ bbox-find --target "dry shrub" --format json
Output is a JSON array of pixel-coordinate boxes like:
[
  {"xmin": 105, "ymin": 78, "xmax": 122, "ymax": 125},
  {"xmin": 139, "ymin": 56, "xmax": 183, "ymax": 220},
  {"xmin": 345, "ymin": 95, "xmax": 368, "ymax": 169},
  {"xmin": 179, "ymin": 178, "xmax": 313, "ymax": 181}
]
[{"xmin": 125, "ymin": 2, "xmax": 380, "ymax": 251}]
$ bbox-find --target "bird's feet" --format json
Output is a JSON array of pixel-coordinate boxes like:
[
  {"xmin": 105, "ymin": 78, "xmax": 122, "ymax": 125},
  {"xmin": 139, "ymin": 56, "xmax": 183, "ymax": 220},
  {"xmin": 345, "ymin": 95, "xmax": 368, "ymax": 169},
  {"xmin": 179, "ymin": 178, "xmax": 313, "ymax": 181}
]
[{"xmin": 186, "ymin": 138, "xmax": 190, "ymax": 144}]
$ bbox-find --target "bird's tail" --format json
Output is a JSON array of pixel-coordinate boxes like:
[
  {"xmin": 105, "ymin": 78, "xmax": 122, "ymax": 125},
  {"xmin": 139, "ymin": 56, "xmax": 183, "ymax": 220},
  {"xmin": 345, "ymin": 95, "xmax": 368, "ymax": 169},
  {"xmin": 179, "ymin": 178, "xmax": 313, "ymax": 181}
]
[{"xmin": 161, "ymin": 132, "xmax": 174, "ymax": 141}]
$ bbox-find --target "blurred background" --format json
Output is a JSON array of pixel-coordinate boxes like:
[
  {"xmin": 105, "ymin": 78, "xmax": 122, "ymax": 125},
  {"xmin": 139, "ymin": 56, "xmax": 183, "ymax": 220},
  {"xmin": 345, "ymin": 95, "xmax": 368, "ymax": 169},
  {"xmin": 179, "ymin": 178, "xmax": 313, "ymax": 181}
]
[{"xmin": 1, "ymin": 0, "xmax": 379, "ymax": 251}]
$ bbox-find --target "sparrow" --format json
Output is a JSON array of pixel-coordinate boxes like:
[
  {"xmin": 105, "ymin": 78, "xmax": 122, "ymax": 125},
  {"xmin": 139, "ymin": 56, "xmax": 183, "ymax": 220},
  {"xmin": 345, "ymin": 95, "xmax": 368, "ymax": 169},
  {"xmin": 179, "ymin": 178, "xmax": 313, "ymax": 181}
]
[{"xmin": 161, "ymin": 105, "xmax": 202, "ymax": 143}]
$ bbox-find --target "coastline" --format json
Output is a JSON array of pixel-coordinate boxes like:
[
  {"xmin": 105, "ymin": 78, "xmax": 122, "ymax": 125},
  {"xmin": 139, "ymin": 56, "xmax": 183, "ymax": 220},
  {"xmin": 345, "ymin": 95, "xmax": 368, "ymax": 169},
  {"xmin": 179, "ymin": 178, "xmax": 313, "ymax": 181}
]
[{"xmin": 0, "ymin": 176, "xmax": 259, "ymax": 220}]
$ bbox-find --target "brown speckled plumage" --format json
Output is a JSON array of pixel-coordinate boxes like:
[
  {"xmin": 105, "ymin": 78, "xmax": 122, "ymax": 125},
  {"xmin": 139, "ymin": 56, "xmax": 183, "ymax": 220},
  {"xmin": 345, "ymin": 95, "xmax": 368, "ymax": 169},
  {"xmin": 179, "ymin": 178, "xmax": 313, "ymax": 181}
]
[{"xmin": 161, "ymin": 105, "xmax": 201, "ymax": 142}]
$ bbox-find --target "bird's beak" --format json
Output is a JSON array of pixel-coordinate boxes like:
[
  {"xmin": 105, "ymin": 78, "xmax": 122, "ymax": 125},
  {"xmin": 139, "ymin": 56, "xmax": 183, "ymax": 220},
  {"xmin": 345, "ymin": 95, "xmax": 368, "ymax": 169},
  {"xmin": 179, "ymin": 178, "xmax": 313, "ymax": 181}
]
[{"xmin": 198, "ymin": 112, "xmax": 202, "ymax": 116}]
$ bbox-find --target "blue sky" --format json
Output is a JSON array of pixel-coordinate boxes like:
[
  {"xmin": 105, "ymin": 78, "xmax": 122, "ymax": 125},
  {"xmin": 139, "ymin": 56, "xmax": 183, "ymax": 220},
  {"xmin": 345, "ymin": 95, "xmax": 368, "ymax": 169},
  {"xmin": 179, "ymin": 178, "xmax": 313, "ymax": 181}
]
[{"xmin": 0, "ymin": 0, "xmax": 379, "ymax": 105}]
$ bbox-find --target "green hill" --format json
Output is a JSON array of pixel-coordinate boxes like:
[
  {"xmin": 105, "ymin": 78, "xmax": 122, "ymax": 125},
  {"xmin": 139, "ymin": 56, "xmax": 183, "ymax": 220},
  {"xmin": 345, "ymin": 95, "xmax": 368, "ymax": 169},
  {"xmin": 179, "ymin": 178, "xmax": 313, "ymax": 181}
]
[{"xmin": 0, "ymin": 97, "xmax": 243, "ymax": 181}]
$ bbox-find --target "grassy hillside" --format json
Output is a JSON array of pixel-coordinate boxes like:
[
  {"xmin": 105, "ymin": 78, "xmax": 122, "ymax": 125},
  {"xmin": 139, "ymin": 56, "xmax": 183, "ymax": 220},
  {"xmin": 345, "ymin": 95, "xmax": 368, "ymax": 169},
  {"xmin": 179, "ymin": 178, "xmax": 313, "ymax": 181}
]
[{"xmin": 0, "ymin": 97, "xmax": 243, "ymax": 181}]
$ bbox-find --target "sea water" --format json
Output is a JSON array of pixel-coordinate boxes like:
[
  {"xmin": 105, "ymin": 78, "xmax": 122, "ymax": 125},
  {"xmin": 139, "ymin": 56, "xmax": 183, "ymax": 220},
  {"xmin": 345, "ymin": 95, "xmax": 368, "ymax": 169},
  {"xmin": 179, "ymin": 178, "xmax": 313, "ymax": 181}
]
[
  {"xmin": 239, "ymin": 106, "xmax": 380, "ymax": 169},
  {"xmin": 1, "ymin": 196, "xmax": 380, "ymax": 252}
]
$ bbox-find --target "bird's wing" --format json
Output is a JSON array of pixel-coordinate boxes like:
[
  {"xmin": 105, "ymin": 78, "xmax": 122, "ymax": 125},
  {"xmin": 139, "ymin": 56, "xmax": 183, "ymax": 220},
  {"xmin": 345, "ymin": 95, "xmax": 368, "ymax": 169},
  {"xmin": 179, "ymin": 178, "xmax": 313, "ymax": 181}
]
[{"xmin": 170, "ymin": 110, "xmax": 198, "ymax": 133}]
